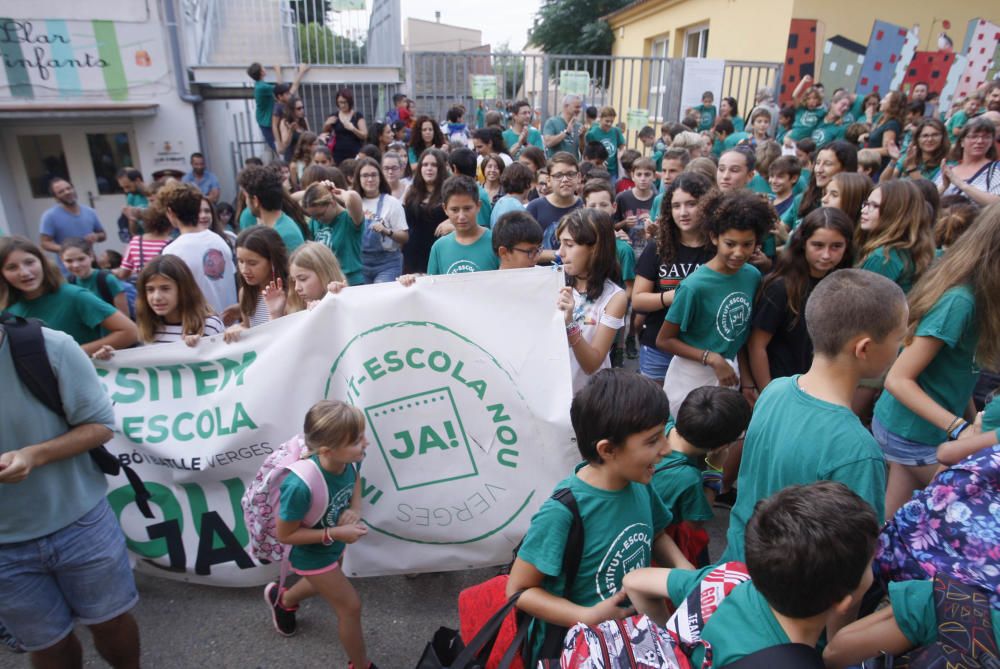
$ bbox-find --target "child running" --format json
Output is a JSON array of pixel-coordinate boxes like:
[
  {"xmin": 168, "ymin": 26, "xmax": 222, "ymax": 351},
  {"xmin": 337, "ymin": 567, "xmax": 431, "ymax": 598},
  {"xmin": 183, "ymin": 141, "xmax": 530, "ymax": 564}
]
[
  {"xmin": 267, "ymin": 400, "xmax": 375, "ymax": 669},
  {"xmin": 656, "ymin": 190, "xmax": 771, "ymax": 413},
  {"xmin": 873, "ymin": 202, "xmax": 1000, "ymax": 517},
  {"xmin": 508, "ymin": 369, "xmax": 692, "ymax": 667},
  {"xmin": 748, "ymin": 208, "xmax": 854, "ymax": 389},
  {"xmin": 557, "ymin": 208, "xmax": 628, "ymax": 392}
]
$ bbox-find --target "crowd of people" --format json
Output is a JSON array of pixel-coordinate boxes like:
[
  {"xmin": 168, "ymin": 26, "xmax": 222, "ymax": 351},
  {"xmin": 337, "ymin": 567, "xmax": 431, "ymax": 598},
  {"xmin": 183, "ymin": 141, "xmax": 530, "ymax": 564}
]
[{"xmin": 2, "ymin": 62, "xmax": 1000, "ymax": 668}]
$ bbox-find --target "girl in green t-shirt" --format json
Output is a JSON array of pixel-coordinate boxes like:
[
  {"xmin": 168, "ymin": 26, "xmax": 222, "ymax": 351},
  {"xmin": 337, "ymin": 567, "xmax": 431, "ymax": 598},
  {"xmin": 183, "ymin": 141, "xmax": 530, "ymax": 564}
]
[
  {"xmin": 856, "ymin": 181, "xmax": 935, "ymax": 294},
  {"xmin": 272, "ymin": 400, "xmax": 373, "ymax": 665},
  {"xmin": 60, "ymin": 238, "xmax": 129, "ymax": 316},
  {"xmin": 658, "ymin": 191, "xmax": 772, "ymax": 412},
  {"xmin": 872, "ymin": 205, "xmax": 1000, "ymax": 518},
  {"xmin": 0, "ymin": 236, "xmax": 137, "ymax": 355}
]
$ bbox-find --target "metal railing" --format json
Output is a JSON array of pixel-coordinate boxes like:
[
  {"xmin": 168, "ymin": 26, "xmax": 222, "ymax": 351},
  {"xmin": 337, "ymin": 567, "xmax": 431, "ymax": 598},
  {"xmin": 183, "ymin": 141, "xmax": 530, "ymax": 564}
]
[{"xmin": 722, "ymin": 60, "xmax": 783, "ymax": 123}]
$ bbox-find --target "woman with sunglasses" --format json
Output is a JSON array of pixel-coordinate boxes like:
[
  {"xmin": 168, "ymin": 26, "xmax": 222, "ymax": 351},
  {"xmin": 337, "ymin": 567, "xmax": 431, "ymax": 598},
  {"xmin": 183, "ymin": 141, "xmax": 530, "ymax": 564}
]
[{"xmin": 278, "ymin": 95, "xmax": 309, "ymax": 162}]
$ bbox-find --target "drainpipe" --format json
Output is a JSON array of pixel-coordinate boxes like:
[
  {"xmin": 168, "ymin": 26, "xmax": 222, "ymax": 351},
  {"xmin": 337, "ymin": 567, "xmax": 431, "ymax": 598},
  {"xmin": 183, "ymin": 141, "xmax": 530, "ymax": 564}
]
[{"xmin": 163, "ymin": 0, "xmax": 207, "ymax": 159}]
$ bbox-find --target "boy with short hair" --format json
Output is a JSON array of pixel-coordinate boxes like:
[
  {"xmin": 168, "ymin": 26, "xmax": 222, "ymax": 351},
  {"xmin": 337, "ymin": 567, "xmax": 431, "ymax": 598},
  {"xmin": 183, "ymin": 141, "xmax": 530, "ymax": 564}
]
[
  {"xmin": 526, "ymin": 152, "xmax": 583, "ymax": 259},
  {"xmin": 585, "ymin": 107, "xmax": 627, "ymax": 181},
  {"xmin": 768, "ymin": 155, "xmax": 802, "ymax": 229},
  {"xmin": 615, "ymin": 149, "xmax": 642, "ymax": 193},
  {"xmin": 696, "ymin": 91, "xmax": 717, "ymax": 132},
  {"xmin": 625, "ymin": 481, "xmax": 880, "ymax": 667},
  {"xmin": 490, "ymin": 163, "xmax": 534, "ymax": 228},
  {"xmin": 426, "ymin": 176, "xmax": 499, "ymax": 275},
  {"xmin": 508, "ymin": 369, "xmax": 693, "ymax": 667},
  {"xmin": 719, "ymin": 269, "xmax": 906, "ymax": 563},
  {"xmin": 857, "ymin": 148, "xmax": 882, "ymax": 180},
  {"xmin": 649, "ymin": 148, "xmax": 691, "ymax": 221},
  {"xmin": 614, "ymin": 157, "xmax": 657, "ymax": 255},
  {"xmin": 492, "ymin": 211, "xmax": 543, "ymax": 270},
  {"xmin": 448, "ymin": 148, "xmax": 493, "ymax": 229},
  {"xmin": 749, "ymin": 106, "xmax": 772, "ymax": 145},
  {"xmin": 582, "ymin": 141, "xmax": 609, "ymax": 169},
  {"xmin": 712, "ymin": 119, "xmax": 751, "ymax": 157}
]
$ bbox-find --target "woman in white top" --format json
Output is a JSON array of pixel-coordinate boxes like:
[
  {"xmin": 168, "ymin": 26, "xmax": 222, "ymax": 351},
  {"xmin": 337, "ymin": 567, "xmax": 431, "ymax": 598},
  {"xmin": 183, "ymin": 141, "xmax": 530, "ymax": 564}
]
[
  {"xmin": 556, "ymin": 208, "xmax": 628, "ymax": 393},
  {"xmin": 936, "ymin": 117, "xmax": 1000, "ymax": 206},
  {"xmin": 351, "ymin": 158, "xmax": 410, "ymax": 283}
]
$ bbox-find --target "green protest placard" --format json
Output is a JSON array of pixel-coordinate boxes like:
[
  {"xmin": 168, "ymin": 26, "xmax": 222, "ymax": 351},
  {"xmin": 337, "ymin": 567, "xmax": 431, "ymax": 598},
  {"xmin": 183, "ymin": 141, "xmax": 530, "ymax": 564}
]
[
  {"xmin": 559, "ymin": 71, "xmax": 590, "ymax": 96},
  {"xmin": 471, "ymin": 75, "xmax": 498, "ymax": 100},
  {"xmin": 626, "ymin": 108, "xmax": 649, "ymax": 129}
]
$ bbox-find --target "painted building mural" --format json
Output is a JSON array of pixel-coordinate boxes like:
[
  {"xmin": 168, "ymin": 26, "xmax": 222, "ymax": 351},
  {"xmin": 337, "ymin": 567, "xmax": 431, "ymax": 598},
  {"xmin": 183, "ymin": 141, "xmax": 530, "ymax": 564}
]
[
  {"xmin": 780, "ymin": 15, "xmax": 999, "ymax": 114},
  {"xmin": 0, "ymin": 18, "xmax": 170, "ymax": 100}
]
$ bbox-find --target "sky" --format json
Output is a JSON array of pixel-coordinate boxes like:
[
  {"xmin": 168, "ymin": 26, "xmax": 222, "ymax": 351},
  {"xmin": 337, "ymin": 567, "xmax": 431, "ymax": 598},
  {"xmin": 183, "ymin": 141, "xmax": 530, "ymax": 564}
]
[{"xmin": 398, "ymin": 0, "xmax": 540, "ymax": 51}]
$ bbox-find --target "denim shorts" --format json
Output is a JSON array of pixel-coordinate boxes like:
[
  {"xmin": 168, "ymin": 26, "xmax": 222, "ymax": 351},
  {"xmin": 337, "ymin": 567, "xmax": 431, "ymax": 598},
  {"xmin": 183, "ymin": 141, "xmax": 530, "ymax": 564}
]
[
  {"xmin": 639, "ymin": 344, "xmax": 673, "ymax": 382},
  {"xmin": 872, "ymin": 416, "xmax": 938, "ymax": 466},
  {"xmin": 0, "ymin": 499, "xmax": 138, "ymax": 652}
]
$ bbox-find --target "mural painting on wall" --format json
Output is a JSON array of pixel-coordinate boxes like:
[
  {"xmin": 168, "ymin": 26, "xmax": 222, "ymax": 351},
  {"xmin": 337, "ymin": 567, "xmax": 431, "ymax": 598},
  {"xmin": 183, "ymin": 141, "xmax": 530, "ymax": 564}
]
[
  {"xmin": 779, "ymin": 19, "xmax": 817, "ymax": 106},
  {"xmin": 781, "ymin": 15, "xmax": 999, "ymax": 116}
]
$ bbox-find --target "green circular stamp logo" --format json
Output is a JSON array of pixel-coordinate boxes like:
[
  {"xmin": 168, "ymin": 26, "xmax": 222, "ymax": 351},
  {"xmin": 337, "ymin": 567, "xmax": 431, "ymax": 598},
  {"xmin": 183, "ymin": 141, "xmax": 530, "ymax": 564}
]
[
  {"xmin": 325, "ymin": 321, "xmax": 538, "ymax": 544},
  {"xmin": 715, "ymin": 291, "xmax": 752, "ymax": 342}
]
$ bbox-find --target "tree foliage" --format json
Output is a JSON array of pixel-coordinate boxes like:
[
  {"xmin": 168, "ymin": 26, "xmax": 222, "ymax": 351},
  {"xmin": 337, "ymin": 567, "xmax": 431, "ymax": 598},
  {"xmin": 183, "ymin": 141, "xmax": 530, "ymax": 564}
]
[
  {"xmin": 494, "ymin": 42, "xmax": 525, "ymax": 100},
  {"xmin": 297, "ymin": 23, "xmax": 365, "ymax": 64},
  {"xmin": 529, "ymin": 0, "xmax": 631, "ymax": 56},
  {"xmin": 290, "ymin": 0, "xmax": 331, "ymax": 26}
]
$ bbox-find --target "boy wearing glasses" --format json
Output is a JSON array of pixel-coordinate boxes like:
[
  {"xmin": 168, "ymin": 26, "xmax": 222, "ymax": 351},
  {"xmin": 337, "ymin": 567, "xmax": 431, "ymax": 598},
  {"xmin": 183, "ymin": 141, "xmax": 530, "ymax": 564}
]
[
  {"xmin": 492, "ymin": 211, "xmax": 544, "ymax": 270},
  {"xmin": 526, "ymin": 152, "xmax": 583, "ymax": 262}
]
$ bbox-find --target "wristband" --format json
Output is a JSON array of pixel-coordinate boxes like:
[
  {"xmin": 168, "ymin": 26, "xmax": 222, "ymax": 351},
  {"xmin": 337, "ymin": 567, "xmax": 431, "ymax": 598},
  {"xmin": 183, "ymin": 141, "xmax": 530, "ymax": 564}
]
[
  {"xmin": 949, "ymin": 421, "xmax": 970, "ymax": 441},
  {"xmin": 701, "ymin": 350, "xmax": 711, "ymax": 366},
  {"xmin": 322, "ymin": 527, "xmax": 333, "ymax": 546},
  {"xmin": 566, "ymin": 322, "xmax": 582, "ymax": 336},
  {"xmin": 945, "ymin": 415, "xmax": 963, "ymax": 434},
  {"xmin": 660, "ymin": 292, "xmax": 666, "ymax": 308}
]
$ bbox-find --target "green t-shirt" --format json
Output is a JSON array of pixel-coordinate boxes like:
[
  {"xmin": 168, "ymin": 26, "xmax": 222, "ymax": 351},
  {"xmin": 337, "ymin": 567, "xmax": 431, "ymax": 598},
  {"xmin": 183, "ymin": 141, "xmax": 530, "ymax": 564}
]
[
  {"xmin": 649, "ymin": 191, "xmax": 665, "ymax": 223},
  {"xmin": 811, "ymin": 121, "xmax": 846, "ymax": 148},
  {"xmin": 309, "ymin": 211, "xmax": 364, "ymax": 284},
  {"xmin": 253, "ymin": 80, "xmax": 276, "ymax": 128},
  {"xmin": 667, "ymin": 571, "xmax": 790, "ymax": 667},
  {"xmin": 793, "ymin": 169, "xmax": 810, "ymax": 196},
  {"xmin": 652, "ymin": 450, "xmax": 713, "ymax": 524},
  {"xmin": 6, "ymin": 283, "xmax": 117, "ymax": 346},
  {"xmin": 890, "ymin": 579, "xmax": 1000, "ymax": 648},
  {"xmin": 585, "ymin": 125, "xmax": 627, "ymax": 178},
  {"xmin": 542, "ymin": 116, "xmax": 580, "ymax": 159},
  {"xmin": 747, "ymin": 174, "xmax": 773, "ymax": 197},
  {"xmin": 860, "ymin": 246, "xmax": 916, "ymax": 293},
  {"xmin": 278, "ymin": 455, "xmax": 357, "ymax": 570},
  {"xmin": 981, "ymin": 394, "xmax": 1000, "ymax": 444},
  {"xmin": 517, "ymin": 467, "xmax": 672, "ymax": 662},
  {"xmin": 273, "ymin": 213, "xmax": 305, "ymax": 254},
  {"xmin": 665, "ymin": 263, "xmax": 761, "ymax": 360},
  {"xmin": 477, "ymin": 185, "xmax": 493, "ymax": 230},
  {"xmin": 502, "ymin": 127, "xmax": 544, "ymax": 158},
  {"xmin": 239, "ymin": 206, "xmax": 257, "ymax": 230},
  {"xmin": 696, "ymin": 104, "xmax": 717, "ymax": 132},
  {"xmin": 722, "ymin": 131, "xmax": 751, "ymax": 151},
  {"xmin": 615, "ymin": 238, "xmax": 636, "ymax": 283},
  {"xmin": 126, "ymin": 192, "xmax": 149, "ymax": 209},
  {"xmin": 426, "ymin": 229, "xmax": 500, "ymax": 275},
  {"xmin": 74, "ymin": 270, "xmax": 125, "ymax": 303},
  {"xmin": 946, "ymin": 110, "xmax": 969, "ymax": 142},
  {"xmin": 721, "ymin": 375, "xmax": 886, "ymax": 563},
  {"xmin": 789, "ymin": 106, "xmax": 825, "ymax": 141},
  {"xmin": 874, "ymin": 285, "xmax": 979, "ymax": 446},
  {"xmin": 731, "ymin": 116, "xmax": 745, "ymax": 133}
]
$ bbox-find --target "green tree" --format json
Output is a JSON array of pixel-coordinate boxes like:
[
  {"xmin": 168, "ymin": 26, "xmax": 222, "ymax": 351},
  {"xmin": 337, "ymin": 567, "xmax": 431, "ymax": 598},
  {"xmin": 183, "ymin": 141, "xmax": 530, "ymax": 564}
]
[
  {"xmin": 290, "ymin": 0, "xmax": 330, "ymax": 25},
  {"xmin": 297, "ymin": 23, "xmax": 365, "ymax": 64},
  {"xmin": 529, "ymin": 0, "xmax": 630, "ymax": 57},
  {"xmin": 494, "ymin": 42, "xmax": 525, "ymax": 100}
]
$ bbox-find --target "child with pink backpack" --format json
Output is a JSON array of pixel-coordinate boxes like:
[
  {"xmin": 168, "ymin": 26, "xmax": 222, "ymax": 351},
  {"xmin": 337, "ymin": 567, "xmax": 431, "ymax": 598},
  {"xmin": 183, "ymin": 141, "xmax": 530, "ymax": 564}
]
[{"xmin": 242, "ymin": 400, "xmax": 376, "ymax": 669}]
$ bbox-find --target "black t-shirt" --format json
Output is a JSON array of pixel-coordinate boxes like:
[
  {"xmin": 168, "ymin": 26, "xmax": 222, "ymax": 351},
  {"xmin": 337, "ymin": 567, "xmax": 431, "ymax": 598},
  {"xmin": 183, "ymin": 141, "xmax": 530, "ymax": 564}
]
[
  {"xmin": 635, "ymin": 241, "xmax": 714, "ymax": 348},
  {"xmin": 402, "ymin": 200, "xmax": 446, "ymax": 274},
  {"xmin": 613, "ymin": 189, "xmax": 655, "ymax": 253},
  {"xmin": 751, "ymin": 275, "xmax": 819, "ymax": 380},
  {"xmin": 331, "ymin": 111, "xmax": 365, "ymax": 164},
  {"xmin": 526, "ymin": 197, "xmax": 582, "ymax": 249}
]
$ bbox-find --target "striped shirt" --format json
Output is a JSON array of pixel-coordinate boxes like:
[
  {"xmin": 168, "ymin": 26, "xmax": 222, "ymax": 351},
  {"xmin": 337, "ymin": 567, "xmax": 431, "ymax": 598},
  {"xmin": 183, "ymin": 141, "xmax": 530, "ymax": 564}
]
[
  {"xmin": 151, "ymin": 315, "xmax": 225, "ymax": 344},
  {"xmin": 121, "ymin": 235, "xmax": 171, "ymax": 272}
]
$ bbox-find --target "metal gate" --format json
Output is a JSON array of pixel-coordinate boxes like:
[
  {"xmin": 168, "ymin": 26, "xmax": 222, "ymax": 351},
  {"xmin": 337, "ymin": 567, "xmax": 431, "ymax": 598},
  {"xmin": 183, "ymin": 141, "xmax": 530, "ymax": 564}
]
[{"xmin": 405, "ymin": 51, "xmax": 781, "ymax": 149}]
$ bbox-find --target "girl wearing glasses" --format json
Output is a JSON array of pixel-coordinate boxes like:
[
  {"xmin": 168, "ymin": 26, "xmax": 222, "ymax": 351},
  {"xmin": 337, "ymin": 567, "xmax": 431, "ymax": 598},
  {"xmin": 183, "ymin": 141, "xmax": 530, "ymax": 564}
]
[
  {"xmin": 899, "ymin": 118, "xmax": 949, "ymax": 182},
  {"xmin": 351, "ymin": 158, "xmax": 408, "ymax": 283}
]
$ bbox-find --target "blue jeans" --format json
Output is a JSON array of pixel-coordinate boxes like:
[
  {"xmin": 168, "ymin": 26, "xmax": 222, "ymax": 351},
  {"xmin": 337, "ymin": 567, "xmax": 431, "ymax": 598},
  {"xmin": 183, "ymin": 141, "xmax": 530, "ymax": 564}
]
[
  {"xmin": 259, "ymin": 124, "xmax": 276, "ymax": 151},
  {"xmin": 0, "ymin": 499, "xmax": 138, "ymax": 651},
  {"xmin": 363, "ymin": 251, "xmax": 403, "ymax": 284},
  {"xmin": 872, "ymin": 417, "xmax": 938, "ymax": 466},
  {"xmin": 639, "ymin": 344, "xmax": 673, "ymax": 382}
]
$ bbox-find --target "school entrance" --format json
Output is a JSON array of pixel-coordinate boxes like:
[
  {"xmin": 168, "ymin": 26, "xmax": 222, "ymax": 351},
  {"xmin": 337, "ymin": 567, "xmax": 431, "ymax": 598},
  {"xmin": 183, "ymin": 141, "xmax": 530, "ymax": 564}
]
[{"xmin": 2, "ymin": 118, "xmax": 145, "ymax": 252}]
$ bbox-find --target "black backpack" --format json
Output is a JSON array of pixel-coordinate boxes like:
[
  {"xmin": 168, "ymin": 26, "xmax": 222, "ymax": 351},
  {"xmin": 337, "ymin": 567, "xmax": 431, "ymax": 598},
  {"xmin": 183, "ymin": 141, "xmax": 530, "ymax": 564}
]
[
  {"xmin": 1, "ymin": 312, "xmax": 152, "ymax": 518},
  {"xmin": 67, "ymin": 269, "xmax": 137, "ymax": 320}
]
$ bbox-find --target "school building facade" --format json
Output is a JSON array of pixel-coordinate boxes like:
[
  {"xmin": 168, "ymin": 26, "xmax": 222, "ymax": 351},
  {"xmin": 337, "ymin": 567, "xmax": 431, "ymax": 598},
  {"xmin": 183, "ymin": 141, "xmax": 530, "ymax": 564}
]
[{"xmin": 606, "ymin": 0, "xmax": 1000, "ymax": 109}]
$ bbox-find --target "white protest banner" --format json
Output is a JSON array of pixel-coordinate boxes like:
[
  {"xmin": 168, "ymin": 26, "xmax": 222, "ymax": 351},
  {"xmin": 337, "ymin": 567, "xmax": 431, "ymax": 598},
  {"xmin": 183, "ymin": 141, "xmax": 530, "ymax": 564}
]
[
  {"xmin": 97, "ymin": 269, "xmax": 577, "ymax": 585},
  {"xmin": 679, "ymin": 58, "xmax": 725, "ymax": 121}
]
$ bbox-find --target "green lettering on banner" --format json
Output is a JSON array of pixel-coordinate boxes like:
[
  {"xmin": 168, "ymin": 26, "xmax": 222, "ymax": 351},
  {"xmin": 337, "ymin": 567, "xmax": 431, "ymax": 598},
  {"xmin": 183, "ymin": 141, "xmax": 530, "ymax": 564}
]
[
  {"xmin": 108, "ymin": 481, "xmax": 183, "ymax": 557},
  {"xmin": 217, "ymin": 352, "xmax": 257, "ymax": 391},
  {"xmin": 188, "ymin": 361, "xmax": 219, "ymax": 396},
  {"xmin": 111, "ymin": 367, "xmax": 143, "ymax": 403}
]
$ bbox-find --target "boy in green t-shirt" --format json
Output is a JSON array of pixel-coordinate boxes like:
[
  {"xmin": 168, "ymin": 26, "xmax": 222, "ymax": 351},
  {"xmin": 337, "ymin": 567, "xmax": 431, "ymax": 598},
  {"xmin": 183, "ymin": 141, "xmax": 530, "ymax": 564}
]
[
  {"xmin": 625, "ymin": 481, "xmax": 880, "ymax": 668},
  {"xmin": 508, "ymin": 370, "xmax": 693, "ymax": 667},
  {"xmin": 585, "ymin": 107, "xmax": 627, "ymax": 181},
  {"xmin": 696, "ymin": 91, "xmax": 717, "ymax": 132},
  {"xmin": 824, "ymin": 577, "xmax": 1000, "ymax": 667},
  {"xmin": 653, "ymin": 387, "xmax": 751, "ymax": 565},
  {"xmin": 426, "ymin": 176, "xmax": 500, "ymax": 275},
  {"xmin": 720, "ymin": 269, "xmax": 907, "ymax": 564},
  {"xmin": 768, "ymin": 155, "xmax": 802, "ymax": 230}
]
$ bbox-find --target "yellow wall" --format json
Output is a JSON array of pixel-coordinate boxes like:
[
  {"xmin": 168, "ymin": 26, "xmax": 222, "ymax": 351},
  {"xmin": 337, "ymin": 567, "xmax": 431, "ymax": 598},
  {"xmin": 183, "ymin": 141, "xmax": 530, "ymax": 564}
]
[
  {"xmin": 608, "ymin": 0, "xmax": 794, "ymax": 62},
  {"xmin": 791, "ymin": 0, "xmax": 1000, "ymax": 59}
]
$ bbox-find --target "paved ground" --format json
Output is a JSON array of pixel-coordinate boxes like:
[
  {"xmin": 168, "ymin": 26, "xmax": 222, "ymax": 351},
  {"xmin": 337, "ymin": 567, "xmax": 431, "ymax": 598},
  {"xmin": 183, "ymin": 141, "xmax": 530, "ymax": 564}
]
[{"xmin": 33, "ymin": 356, "xmax": 735, "ymax": 668}]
